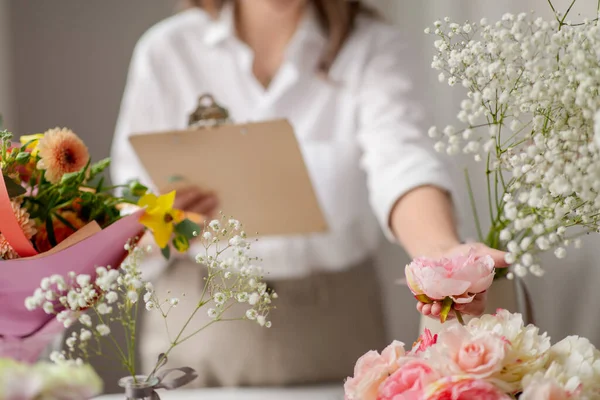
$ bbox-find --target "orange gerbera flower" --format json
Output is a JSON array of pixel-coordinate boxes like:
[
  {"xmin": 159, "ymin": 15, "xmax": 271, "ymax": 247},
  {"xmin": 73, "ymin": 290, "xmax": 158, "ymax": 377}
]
[
  {"xmin": 0, "ymin": 201, "xmax": 36, "ymax": 260},
  {"xmin": 34, "ymin": 211, "xmax": 86, "ymax": 253},
  {"xmin": 36, "ymin": 128, "xmax": 90, "ymax": 184}
]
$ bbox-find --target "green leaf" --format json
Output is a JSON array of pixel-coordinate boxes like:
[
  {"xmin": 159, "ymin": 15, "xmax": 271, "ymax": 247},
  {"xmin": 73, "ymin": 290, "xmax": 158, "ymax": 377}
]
[
  {"xmin": 60, "ymin": 171, "xmax": 82, "ymax": 185},
  {"xmin": 161, "ymin": 245, "xmax": 171, "ymax": 260},
  {"xmin": 0, "ymin": 130, "xmax": 12, "ymax": 144},
  {"xmin": 439, "ymin": 297, "xmax": 454, "ymax": 324},
  {"xmin": 52, "ymin": 212, "xmax": 78, "ymax": 231},
  {"xmin": 128, "ymin": 181, "xmax": 148, "ymax": 197},
  {"xmin": 174, "ymin": 219, "xmax": 201, "ymax": 239},
  {"xmin": 89, "ymin": 158, "xmax": 110, "ymax": 179},
  {"xmin": 2, "ymin": 174, "xmax": 26, "ymax": 198},
  {"xmin": 173, "ymin": 234, "xmax": 190, "ymax": 252},
  {"xmin": 15, "ymin": 151, "xmax": 30, "ymax": 164},
  {"xmin": 46, "ymin": 216, "xmax": 57, "ymax": 248}
]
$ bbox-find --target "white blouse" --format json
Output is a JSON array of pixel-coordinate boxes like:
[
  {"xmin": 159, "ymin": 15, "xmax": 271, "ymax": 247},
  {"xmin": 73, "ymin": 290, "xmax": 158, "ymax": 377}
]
[{"xmin": 110, "ymin": 4, "xmax": 453, "ymax": 279}]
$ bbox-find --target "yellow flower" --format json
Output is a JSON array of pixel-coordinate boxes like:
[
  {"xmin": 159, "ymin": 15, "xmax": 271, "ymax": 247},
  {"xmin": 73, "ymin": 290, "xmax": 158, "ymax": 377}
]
[
  {"xmin": 138, "ymin": 191, "xmax": 184, "ymax": 248},
  {"xmin": 19, "ymin": 133, "xmax": 45, "ymax": 156}
]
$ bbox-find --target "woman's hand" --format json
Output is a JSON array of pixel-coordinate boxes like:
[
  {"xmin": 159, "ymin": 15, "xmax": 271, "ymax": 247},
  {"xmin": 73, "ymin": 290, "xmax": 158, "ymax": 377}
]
[
  {"xmin": 173, "ymin": 186, "xmax": 219, "ymax": 219},
  {"xmin": 416, "ymin": 242, "xmax": 508, "ymax": 320}
]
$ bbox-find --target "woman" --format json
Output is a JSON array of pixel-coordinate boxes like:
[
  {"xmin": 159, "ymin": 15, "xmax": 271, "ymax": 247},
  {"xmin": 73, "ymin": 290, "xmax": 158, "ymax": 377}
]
[{"xmin": 111, "ymin": 0, "xmax": 509, "ymax": 387}]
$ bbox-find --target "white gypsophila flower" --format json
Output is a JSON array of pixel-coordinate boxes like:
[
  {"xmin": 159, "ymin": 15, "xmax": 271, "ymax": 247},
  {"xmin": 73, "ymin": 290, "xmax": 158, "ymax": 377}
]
[
  {"xmin": 78, "ymin": 314, "xmax": 92, "ymax": 327},
  {"xmin": 145, "ymin": 282, "xmax": 154, "ymax": 292},
  {"xmin": 209, "ymin": 220, "xmax": 221, "ymax": 231},
  {"xmin": 66, "ymin": 337, "xmax": 77, "ymax": 349},
  {"xmin": 105, "ymin": 291, "xmax": 118, "ymax": 304},
  {"xmin": 248, "ymin": 292, "xmax": 260, "ymax": 306},
  {"xmin": 80, "ymin": 329, "xmax": 92, "ymax": 341},
  {"xmin": 467, "ymin": 309, "xmax": 551, "ymax": 392},
  {"xmin": 213, "ymin": 292, "xmax": 226, "ymax": 305},
  {"xmin": 143, "ymin": 292, "xmax": 152, "ymax": 303},
  {"xmin": 127, "ymin": 291, "xmax": 138, "ymax": 304},
  {"xmin": 207, "ymin": 308, "xmax": 218, "ymax": 319},
  {"xmin": 96, "ymin": 324, "xmax": 111, "ymax": 336},
  {"xmin": 43, "ymin": 302, "xmax": 54, "ymax": 314},
  {"xmin": 245, "ymin": 309, "xmax": 258, "ymax": 320},
  {"xmin": 145, "ymin": 301, "xmax": 155, "ymax": 311},
  {"xmin": 97, "ymin": 303, "xmax": 112, "ymax": 315},
  {"xmin": 256, "ymin": 315, "xmax": 266, "ymax": 327},
  {"xmin": 169, "ymin": 298, "xmax": 179, "ymax": 306}
]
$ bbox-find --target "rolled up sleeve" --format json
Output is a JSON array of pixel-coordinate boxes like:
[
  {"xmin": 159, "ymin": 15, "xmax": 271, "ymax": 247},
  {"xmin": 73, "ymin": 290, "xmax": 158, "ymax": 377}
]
[{"xmin": 356, "ymin": 32, "xmax": 455, "ymax": 241}]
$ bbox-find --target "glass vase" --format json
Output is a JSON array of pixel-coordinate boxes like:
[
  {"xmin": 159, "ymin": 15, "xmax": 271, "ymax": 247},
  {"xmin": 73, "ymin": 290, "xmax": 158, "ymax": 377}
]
[{"xmin": 119, "ymin": 375, "xmax": 160, "ymax": 400}]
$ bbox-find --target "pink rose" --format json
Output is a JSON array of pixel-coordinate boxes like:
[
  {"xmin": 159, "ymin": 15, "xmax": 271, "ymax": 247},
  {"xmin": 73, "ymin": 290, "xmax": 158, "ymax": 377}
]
[
  {"xmin": 381, "ymin": 340, "xmax": 406, "ymax": 370},
  {"xmin": 411, "ymin": 329, "xmax": 438, "ymax": 355},
  {"xmin": 344, "ymin": 342, "xmax": 406, "ymax": 400},
  {"xmin": 377, "ymin": 358, "xmax": 441, "ymax": 400},
  {"xmin": 430, "ymin": 324, "xmax": 508, "ymax": 379},
  {"xmin": 424, "ymin": 377, "xmax": 511, "ymax": 400},
  {"xmin": 520, "ymin": 379, "xmax": 572, "ymax": 400},
  {"xmin": 405, "ymin": 250, "xmax": 495, "ymax": 304}
]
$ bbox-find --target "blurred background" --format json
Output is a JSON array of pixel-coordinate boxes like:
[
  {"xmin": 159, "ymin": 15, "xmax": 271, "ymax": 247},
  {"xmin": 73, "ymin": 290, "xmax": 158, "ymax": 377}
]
[{"xmin": 1, "ymin": 0, "xmax": 599, "ymax": 394}]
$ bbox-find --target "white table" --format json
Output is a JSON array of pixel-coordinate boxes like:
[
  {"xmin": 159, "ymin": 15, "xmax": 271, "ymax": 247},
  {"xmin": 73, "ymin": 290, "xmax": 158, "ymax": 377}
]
[{"xmin": 97, "ymin": 386, "xmax": 344, "ymax": 399}]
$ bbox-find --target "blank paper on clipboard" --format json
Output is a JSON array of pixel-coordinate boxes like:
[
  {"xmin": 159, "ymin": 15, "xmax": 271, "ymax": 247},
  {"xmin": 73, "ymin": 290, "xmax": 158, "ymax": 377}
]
[{"xmin": 128, "ymin": 119, "xmax": 328, "ymax": 237}]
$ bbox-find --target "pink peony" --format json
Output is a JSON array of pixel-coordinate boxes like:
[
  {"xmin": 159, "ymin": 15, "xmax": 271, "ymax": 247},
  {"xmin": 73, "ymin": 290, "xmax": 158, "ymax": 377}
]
[
  {"xmin": 520, "ymin": 379, "xmax": 571, "ymax": 400},
  {"xmin": 377, "ymin": 358, "xmax": 441, "ymax": 400},
  {"xmin": 344, "ymin": 341, "xmax": 406, "ymax": 400},
  {"xmin": 405, "ymin": 250, "xmax": 495, "ymax": 304},
  {"xmin": 423, "ymin": 376, "xmax": 511, "ymax": 400},
  {"xmin": 429, "ymin": 324, "xmax": 508, "ymax": 379},
  {"xmin": 411, "ymin": 328, "xmax": 438, "ymax": 355}
]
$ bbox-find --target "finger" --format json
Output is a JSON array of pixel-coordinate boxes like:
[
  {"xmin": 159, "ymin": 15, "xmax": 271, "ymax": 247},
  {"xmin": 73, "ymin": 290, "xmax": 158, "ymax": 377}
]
[
  {"xmin": 174, "ymin": 190, "xmax": 205, "ymax": 210},
  {"xmin": 430, "ymin": 302, "xmax": 442, "ymax": 316},
  {"xmin": 421, "ymin": 303, "xmax": 432, "ymax": 316},
  {"xmin": 188, "ymin": 195, "xmax": 219, "ymax": 216},
  {"xmin": 478, "ymin": 247, "xmax": 509, "ymax": 268}
]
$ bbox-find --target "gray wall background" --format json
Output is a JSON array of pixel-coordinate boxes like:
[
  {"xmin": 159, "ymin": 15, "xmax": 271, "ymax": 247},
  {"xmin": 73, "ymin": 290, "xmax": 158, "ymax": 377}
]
[{"xmin": 2, "ymin": 0, "xmax": 600, "ymax": 394}]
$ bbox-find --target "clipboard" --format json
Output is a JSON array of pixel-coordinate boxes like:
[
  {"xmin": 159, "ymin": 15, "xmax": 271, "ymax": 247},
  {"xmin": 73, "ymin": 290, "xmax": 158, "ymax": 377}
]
[{"xmin": 128, "ymin": 119, "xmax": 328, "ymax": 237}]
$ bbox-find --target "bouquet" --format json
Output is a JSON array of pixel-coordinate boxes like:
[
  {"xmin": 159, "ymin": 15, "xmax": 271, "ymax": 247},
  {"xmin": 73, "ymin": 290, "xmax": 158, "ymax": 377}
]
[
  {"xmin": 25, "ymin": 215, "xmax": 276, "ymax": 397},
  {"xmin": 426, "ymin": 0, "xmax": 600, "ymax": 279},
  {"xmin": 0, "ymin": 126, "xmax": 199, "ymax": 362},
  {"xmin": 344, "ymin": 309, "xmax": 600, "ymax": 399}
]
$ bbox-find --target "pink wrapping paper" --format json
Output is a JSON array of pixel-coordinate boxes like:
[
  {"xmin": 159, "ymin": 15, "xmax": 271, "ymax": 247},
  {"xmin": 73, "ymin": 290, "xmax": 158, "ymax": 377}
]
[{"xmin": 0, "ymin": 210, "xmax": 145, "ymax": 361}]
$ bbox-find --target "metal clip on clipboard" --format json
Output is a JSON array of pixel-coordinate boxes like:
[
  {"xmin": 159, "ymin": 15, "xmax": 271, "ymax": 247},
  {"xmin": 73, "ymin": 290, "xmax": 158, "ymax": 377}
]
[{"xmin": 187, "ymin": 94, "xmax": 232, "ymax": 128}]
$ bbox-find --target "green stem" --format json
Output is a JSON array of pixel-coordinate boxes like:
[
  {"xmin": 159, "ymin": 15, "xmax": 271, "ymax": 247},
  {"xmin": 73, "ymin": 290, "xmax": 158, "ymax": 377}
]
[
  {"xmin": 464, "ymin": 169, "xmax": 484, "ymax": 242},
  {"xmin": 486, "ymin": 153, "xmax": 494, "ymax": 229},
  {"xmin": 455, "ymin": 309, "xmax": 465, "ymax": 326},
  {"xmin": 560, "ymin": 0, "xmax": 578, "ymax": 25}
]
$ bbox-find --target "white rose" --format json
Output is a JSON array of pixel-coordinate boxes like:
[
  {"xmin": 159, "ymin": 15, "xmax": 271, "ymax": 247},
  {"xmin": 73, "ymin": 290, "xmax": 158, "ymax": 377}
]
[{"xmin": 467, "ymin": 309, "xmax": 551, "ymax": 392}]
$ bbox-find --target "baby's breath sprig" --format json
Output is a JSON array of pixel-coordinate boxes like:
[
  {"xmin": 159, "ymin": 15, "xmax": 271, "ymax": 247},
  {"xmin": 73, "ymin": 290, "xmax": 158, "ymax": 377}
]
[
  {"xmin": 427, "ymin": 3, "xmax": 600, "ymax": 278},
  {"xmin": 26, "ymin": 214, "xmax": 276, "ymax": 382}
]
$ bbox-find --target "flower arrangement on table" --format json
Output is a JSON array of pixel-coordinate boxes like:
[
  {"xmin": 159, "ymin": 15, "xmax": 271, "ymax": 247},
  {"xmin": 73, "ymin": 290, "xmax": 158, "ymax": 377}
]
[
  {"xmin": 345, "ymin": 308, "xmax": 600, "ymax": 399},
  {"xmin": 348, "ymin": 252, "xmax": 599, "ymax": 399},
  {"xmin": 426, "ymin": 0, "xmax": 600, "ymax": 280},
  {"xmin": 25, "ymin": 216, "xmax": 276, "ymax": 398}
]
